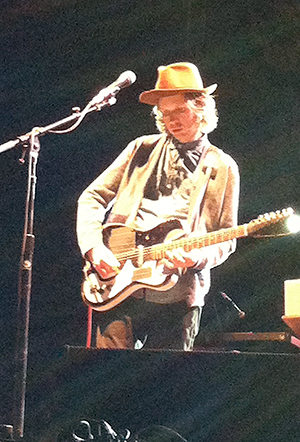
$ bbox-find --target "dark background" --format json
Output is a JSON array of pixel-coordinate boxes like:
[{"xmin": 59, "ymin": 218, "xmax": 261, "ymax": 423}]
[{"xmin": 0, "ymin": 1, "xmax": 300, "ymax": 441}]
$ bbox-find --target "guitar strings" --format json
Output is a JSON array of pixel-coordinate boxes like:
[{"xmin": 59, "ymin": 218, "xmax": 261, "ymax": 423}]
[
  {"xmin": 112, "ymin": 212, "xmax": 288, "ymax": 263},
  {"xmin": 113, "ymin": 225, "xmax": 246, "ymax": 262}
]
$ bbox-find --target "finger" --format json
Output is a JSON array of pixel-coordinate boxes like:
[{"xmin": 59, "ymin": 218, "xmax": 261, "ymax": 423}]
[
  {"xmin": 159, "ymin": 258, "xmax": 175, "ymax": 269},
  {"xmin": 97, "ymin": 252, "xmax": 120, "ymax": 268},
  {"xmin": 166, "ymin": 249, "xmax": 186, "ymax": 263},
  {"xmin": 94, "ymin": 260, "xmax": 118, "ymax": 279}
]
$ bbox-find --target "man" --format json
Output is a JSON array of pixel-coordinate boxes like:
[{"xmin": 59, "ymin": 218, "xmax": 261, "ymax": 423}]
[{"xmin": 77, "ymin": 62, "xmax": 240, "ymax": 351}]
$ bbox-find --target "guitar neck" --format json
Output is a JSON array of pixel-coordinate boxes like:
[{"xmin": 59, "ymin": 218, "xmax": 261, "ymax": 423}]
[
  {"xmin": 146, "ymin": 224, "xmax": 248, "ymax": 261},
  {"xmin": 113, "ymin": 208, "xmax": 292, "ymax": 262}
]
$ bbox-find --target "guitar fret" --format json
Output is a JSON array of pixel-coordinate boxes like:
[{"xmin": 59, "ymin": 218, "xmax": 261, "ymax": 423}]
[{"xmin": 184, "ymin": 226, "xmax": 241, "ymax": 250}]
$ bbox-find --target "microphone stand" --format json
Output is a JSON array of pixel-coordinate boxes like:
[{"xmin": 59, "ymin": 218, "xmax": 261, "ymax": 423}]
[{"xmin": 0, "ymin": 95, "xmax": 117, "ymax": 440}]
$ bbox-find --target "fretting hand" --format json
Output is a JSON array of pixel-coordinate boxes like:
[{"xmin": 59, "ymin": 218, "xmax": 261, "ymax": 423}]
[{"xmin": 158, "ymin": 247, "xmax": 208, "ymax": 271}]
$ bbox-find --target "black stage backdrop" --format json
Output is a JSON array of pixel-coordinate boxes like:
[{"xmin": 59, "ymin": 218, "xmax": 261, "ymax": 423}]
[{"xmin": 0, "ymin": 1, "xmax": 300, "ymax": 441}]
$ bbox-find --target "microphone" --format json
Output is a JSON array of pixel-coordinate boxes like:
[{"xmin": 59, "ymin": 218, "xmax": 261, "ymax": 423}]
[
  {"xmin": 220, "ymin": 291, "xmax": 245, "ymax": 319},
  {"xmin": 90, "ymin": 70, "xmax": 137, "ymax": 106}
]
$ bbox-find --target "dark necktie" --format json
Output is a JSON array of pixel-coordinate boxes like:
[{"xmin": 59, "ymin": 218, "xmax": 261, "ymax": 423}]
[{"xmin": 174, "ymin": 139, "xmax": 203, "ymax": 172}]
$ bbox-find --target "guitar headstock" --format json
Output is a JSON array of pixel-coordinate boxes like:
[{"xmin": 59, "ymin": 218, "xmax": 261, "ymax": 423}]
[{"xmin": 247, "ymin": 208, "xmax": 294, "ymax": 235}]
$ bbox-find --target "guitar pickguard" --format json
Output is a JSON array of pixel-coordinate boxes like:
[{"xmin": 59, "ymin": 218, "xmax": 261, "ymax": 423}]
[{"xmin": 82, "ymin": 257, "xmax": 179, "ymax": 312}]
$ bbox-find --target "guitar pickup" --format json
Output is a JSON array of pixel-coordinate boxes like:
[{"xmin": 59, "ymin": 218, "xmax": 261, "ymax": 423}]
[{"xmin": 133, "ymin": 267, "xmax": 152, "ymax": 280}]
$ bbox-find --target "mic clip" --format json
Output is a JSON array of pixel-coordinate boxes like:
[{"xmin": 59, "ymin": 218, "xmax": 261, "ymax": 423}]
[{"xmin": 93, "ymin": 95, "xmax": 117, "ymax": 111}]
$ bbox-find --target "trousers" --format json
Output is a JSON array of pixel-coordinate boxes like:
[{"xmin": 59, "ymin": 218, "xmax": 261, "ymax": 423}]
[{"xmin": 94, "ymin": 298, "xmax": 201, "ymax": 351}]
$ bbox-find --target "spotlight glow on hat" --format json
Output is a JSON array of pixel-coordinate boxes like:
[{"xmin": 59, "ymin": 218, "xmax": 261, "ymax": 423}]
[{"xmin": 139, "ymin": 62, "xmax": 217, "ymax": 106}]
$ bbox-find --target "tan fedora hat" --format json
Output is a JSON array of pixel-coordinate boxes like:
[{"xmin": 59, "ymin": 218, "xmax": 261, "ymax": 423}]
[{"xmin": 139, "ymin": 62, "xmax": 217, "ymax": 106}]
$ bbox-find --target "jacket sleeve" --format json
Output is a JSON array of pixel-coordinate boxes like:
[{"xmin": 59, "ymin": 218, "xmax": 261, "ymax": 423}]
[{"xmin": 76, "ymin": 139, "xmax": 137, "ymax": 256}]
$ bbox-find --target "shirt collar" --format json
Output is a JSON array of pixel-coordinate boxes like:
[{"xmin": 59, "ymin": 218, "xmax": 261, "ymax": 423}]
[{"xmin": 171, "ymin": 133, "xmax": 210, "ymax": 153}]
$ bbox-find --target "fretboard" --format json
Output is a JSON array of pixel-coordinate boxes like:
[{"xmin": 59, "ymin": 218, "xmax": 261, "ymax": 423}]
[{"xmin": 146, "ymin": 224, "xmax": 248, "ymax": 261}]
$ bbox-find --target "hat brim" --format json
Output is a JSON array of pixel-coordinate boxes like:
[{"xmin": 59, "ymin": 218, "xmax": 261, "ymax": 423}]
[{"xmin": 139, "ymin": 84, "xmax": 217, "ymax": 106}]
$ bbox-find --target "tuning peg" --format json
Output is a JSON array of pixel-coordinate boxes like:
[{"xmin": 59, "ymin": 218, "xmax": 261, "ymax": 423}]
[
  {"xmin": 286, "ymin": 212, "xmax": 300, "ymax": 233},
  {"xmin": 285, "ymin": 207, "xmax": 294, "ymax": 216},
  {"xmin": 263, "ymin": 213, "xmax": 271, "ymax": 221}
]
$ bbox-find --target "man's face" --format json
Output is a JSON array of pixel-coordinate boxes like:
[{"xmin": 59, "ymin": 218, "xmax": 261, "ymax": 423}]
[{"xmin": 158, "ymin": 94, "xmax": 202, "ymax": 143}]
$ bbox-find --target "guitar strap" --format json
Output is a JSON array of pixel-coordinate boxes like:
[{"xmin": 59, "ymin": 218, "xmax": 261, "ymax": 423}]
[{"xmin": 187, "ymin": 145, "xmax": 219, "ymax": 231}]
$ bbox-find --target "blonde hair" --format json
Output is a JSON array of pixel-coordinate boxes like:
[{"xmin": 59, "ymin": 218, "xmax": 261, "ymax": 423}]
[{"xmin": 153, "ymin": 92, "xmax": 218, "ymax": 135}]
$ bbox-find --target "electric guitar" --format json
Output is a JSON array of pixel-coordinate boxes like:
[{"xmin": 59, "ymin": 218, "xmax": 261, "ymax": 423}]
[{"xmin": 81, "ymin": 208, "xmax": 293, "ymax": 312}]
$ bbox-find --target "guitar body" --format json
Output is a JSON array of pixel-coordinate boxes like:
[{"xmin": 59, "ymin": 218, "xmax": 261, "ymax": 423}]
[{"xmin": 82, "ymin": 219, "xmax": 184, "ymax": 312}]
